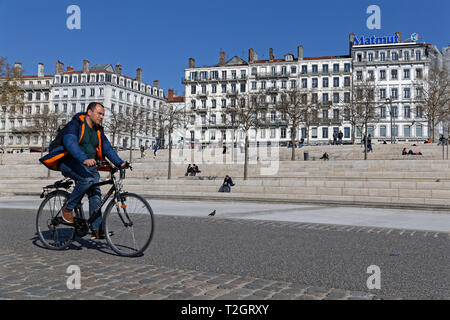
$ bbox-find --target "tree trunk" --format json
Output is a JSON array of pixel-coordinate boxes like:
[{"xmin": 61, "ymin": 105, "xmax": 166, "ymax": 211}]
[
  {"xmin": 40, "ymin": 134, "xmax": 45, "ymax": 158},
  {"xmin": 291, "ymin": 126, "xmax": 296, "ymax": 161},
  {"xmin": 244, "ymin": 134, "xmax": 249, "ymax": 180},
  {"xmin": 129, "ymin": 131, "xmax": 133, "ymax": 162},
  {"xmin": 364, "ymin": 123, "xmax": 368, "ymax": 160},
  {"xmin": 168, "ymin": 130, "xmax": 172, "ymax": 179}
]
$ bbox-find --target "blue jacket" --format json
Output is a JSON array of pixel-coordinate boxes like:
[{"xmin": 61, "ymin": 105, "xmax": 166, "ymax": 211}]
[{"xmin": 40, "ymin": 112, "xmax": 123, "ymax": 171}]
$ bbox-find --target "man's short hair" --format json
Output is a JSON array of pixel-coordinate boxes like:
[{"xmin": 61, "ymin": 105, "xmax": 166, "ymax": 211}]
[{"xmin": 86, "ymin": 102, "xmax": 105, "ymax": 113}]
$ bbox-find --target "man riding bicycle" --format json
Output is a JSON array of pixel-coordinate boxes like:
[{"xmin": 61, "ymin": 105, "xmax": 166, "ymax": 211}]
[{"xmin": 40, "ymin": 102, "xmax": 126, "ymax": 240}]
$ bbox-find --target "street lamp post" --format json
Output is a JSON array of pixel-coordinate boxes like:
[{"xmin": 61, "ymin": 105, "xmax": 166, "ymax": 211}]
[{"xmin": 386, "ymin": 97, "xmax": 395, "ymax": 144}]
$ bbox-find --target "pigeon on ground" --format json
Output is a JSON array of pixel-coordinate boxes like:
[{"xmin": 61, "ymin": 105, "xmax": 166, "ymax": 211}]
[{"xmin": 208, "ymin": 210, "xmax": 216, "ymax": 216}]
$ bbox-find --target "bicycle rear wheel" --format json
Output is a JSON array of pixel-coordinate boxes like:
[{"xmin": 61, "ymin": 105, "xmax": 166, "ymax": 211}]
[
  {"xmin": 36, "ymin": 190, "xmax": 75, "ymax": 250},
  {"xmin": 103, "ymin": 192, "xmax": 155, "ymax": 257}
]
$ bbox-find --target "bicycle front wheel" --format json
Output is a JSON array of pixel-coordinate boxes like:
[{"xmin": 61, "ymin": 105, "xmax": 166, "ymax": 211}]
[
  {"xmin": 36, "ymin": 190, "xmax": 75, "ymax": 250},
  {"xmin": 103, "ymin": 192, "xmax": 155, "ymax": 257}
]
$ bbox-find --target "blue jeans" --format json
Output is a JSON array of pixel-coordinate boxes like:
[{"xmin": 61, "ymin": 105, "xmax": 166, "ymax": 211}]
[{"xmin": 59, "ymin": 158, "xmax": 102, "ymax": 231}]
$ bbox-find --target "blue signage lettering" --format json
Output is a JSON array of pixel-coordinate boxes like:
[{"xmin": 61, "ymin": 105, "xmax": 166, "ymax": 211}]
[{"xmin": 353, "ymin": 34, "xmax": 399, "ymax": 46}]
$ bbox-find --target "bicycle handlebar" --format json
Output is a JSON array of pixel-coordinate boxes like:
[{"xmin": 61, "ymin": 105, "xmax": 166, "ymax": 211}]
[{"xmin": 96, "ymin": 160, "xmax": 133, "ymax": 172}]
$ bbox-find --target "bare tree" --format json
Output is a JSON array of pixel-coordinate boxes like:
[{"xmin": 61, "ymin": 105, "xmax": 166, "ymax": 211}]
[
  {"xmin": 351, "ymin": 78, "xmax": 381, "ymax": 159},
  {"xmin": 121, "ymin": 104, "xmax": 147, "ymax": 162},
  {"xmin": 223, "ymin": 91, "xmax": 262, "ymax": 180},
  {"xmin": 158, "ymin": 102, "xmax": 186, "ymax": 179},
  {"xmin": 275, "ymin": 88, "xmax": 311, "ymax": 160},
  {"xmin": 103, "ymin": 110, "xmax": 125, "ymax": 148},
  {"xmin": 415, "ymin": 65, "xmax": 450, "ymax": 142},
  {"xmin": 0, "ymin": 57, "xmax": 25, "ymax": 114},
  {"xmin": 27, "ymin": 108, "xmax": 64, "ymax": 157}
]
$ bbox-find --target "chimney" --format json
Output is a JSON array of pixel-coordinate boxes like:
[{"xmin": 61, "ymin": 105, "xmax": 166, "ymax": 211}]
[
  {"xmin": 82, "ymin": 59, "xmax": 90, "ymax": 73},
  {"xmin": 67, "ymin": 66, "xmax": 74, "ymax": 72},
  {"xmin": 13, "ymin": 62, "xmax": 22, "ymax": 76},
  {"xmin": 248, "ymin": 48, "xmax": 255, "ymax": 63},
  {"xmin": 219, "ymin": 51, "xmax": 226, "ymax": 66},
  {"xmin": 55, "ymin": 61, "xmax": 64, "ymax": 74},
  {"xmin": 136, "ymin": 68, "xmax": 142, "ymax": 82},
  {"xmin": 297, "ymin": 45, "xmax": 303, "ymax": 60},
  {"xmin": 116, "ymin": 63, "xmax": 122, "ymax": 75},
  {"xmin": 188, "ymin": 58, "xmax": 195, "ymax": 68},
  {"xmin": 168, "ymin": 89, "xmax": 174, "ymax": 101},
  {"xmin": 395, "ymin": 31, "xmax": 402, "ymax": 43},
  {"xmin": 269, "ymin": 48, "xmax": 274, "ymax": 61},
  {"xmin": 349, "ymin": 33, "xmax": 355, "ymax": 53},
  {"xmin": 38, "ymin": 63, "xmax": 44, "ymax": 77},
  {"xmin": 153, "ymin": 80, "xmax": 159, "ymax": 88}
]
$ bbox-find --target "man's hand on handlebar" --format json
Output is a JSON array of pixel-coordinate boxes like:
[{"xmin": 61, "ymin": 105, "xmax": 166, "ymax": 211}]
[{"xmin": 84, "ymin": 159, "xmax": 97, "ymax": 167}]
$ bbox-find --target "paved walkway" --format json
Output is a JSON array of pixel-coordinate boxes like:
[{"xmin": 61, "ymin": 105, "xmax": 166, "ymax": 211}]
[
  {"xmin": 0, "ymin": 248, "xmax": 390, "ymax": 300},
  {"xmin": 1, "ymin": 196, "xmax": 449, "ymax": 233}
]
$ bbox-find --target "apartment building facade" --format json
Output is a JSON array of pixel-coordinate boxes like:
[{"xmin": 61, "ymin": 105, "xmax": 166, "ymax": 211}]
[
  {"xmin": 183, "ymin": 32, "xmax": 445, "ymax": 146},
  {"xmin": 0, "ymin": 60, "xmax": 166, "ymax": 152},
  {"xmin": 0, "ymin": 62, "xmax": 53, "ymax": 151},
  {"xmin": 350, "ymin": 32, "xmax": 440, "ymax": 142}
]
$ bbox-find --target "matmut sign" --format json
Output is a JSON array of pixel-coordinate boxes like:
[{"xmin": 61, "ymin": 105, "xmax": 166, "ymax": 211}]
[{"xmin": 353, "ymin": 34, "xmax": 400, "ymax": 45}]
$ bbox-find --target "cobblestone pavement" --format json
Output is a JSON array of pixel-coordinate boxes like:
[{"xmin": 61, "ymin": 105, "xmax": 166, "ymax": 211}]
[{"xmin": 0, "ymin": 249, "xmax": 396, "ymax": 300}]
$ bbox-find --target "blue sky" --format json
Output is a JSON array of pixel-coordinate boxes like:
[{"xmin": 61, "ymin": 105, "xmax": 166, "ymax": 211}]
[{"xmin": 0, "ymin": 0, "xmax": 449, "ymax": 95}]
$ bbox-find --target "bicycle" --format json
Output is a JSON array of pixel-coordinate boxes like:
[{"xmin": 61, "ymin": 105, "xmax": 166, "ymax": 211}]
[{"xmin": 36, "ymin": 160, "xmax": 155, "ymax": 257}]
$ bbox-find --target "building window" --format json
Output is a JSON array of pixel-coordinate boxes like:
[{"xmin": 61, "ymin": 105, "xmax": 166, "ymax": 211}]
[
  {"xmin": 290, "ymin": 80, "xmax": 296, "ymax": 89},
  {"xmin": 252, "ymin": 81, "xmax": 257, "ymax": 90},
  {"xmin": 391, "ymin": 69, "xmax": 398, "ymax": 79},
  {"xmin": 302, "ymin": 78, "xmax": 307, "ymax": 88},
  {"xmin": 344, "ymin": 63, "xmax": 351, "ymax": 72},
  {"xmin": 333, "ymin": 64, "xmax": 340, "ymax": 73},
  {"xmin": 380, "ymin": 70, "xmax": 386, "ymax": 80},
  {"xmin": 344, "ymin": 92, "xmax": 350, "ymax": 103},
  {"xmin": 404, "ymin": 51, "xmax": 410, "ymax": 60},
  {"xmin": 368, "ymin": 53, "xmax": 374, "ymax": 61},
  {"xmin": 212, "ymin": 84, "xmax": 217, "ymax": 93},
  {"xmin": 322, "ymin": 78, "xmax": 329, "ymax": 88},
  {"xmin": 312, "ymin": 65, "xmax": 318, "ymax": 73},
  {"xmin": 404, "ymin": 106, "xmax": 411, "ymax": 118},
  {"xmin": 221, "ymin": 99, "xmax": 226, "ymax": 108},
  {"xmin": 392, "ymin": 52, "xmax": 398, "ymax": 61},
  {"xmin": 322, "ymin": 65, "xmax": 329, "ymax": 73},
  {"xmin": 344, "ymin": 77, "xmax": 350, "ymax": 87},
  {"xmin": 404, "ymin": 88, "xmax": 411, "ymax": 99},
  {"xmin": 281, "ymin": 128, "xmax": 286, "ymax": 139},
  {"xmin": 403, "ymin": 69, "xmax": 410, "ymax": 79},
  {"xmin": 312, "ymin": 78, "xmax": 318, "ymax": 88},
  {"xmin": 416, "ymin": 51, "xmax": 421, "ymax": 60},
  {"xmin": 212, "ymin": 99, "xmax": 216, "ymax": 108},
  {"xmin": 333, "ymin": 77, "xmax": 339, "ymax": 87},
  {"xmin": 301, "ymin": 65, "xmax": 307, "ymax": 74},
  {"xmin": 322, "ymin": 109, "xmax": 329, "ymax": 119},
  {"xmin": 416, "ymin": 125, "xmax": 423, "ymax": 137},
  {"xmin": 404, "ymin": 125, "xmax": 411, "ymax": 137},
  {"xmin": 380, "ymin": 106, "xmax": 386, "ymax": 118},
  {"xmin": 380, "ymin": 126, "xmax": 386, "ymax": 137},
  {"xmin": 356, "ymin": 71, "xmax": 362, "ymax": 81},
  {"xmin": 344, "ymin": 127, "xmax": 350, "ymax": 138},
  {"xmin": 191, "ymin": 85, "xmax": 196, "ymax": 94},
  {"xmin": 311, "ymin": 127, "xmax": 318, "ymax": 139},
  {"xmin": 391, "ymin": 88, "xmax": 398, "ymax": 99},
  {"xmin": 333, "ymin": 93, "xmax": 339, "ymax": 103}
]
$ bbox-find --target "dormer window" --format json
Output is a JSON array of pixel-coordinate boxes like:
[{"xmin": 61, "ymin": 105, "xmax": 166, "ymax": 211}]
[{"xmin": 284, "ymin": 54, "xmax": 293, "ymax": 61}]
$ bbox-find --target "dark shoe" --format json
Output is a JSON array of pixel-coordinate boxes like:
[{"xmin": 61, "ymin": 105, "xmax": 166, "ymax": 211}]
[
  {"xmin": 91, "ymin": 230, "xmax": 114, "ymax": 240},
  {"xmin": 61, "ymin": 206, "xmax": 73, "ymax": 223}
]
